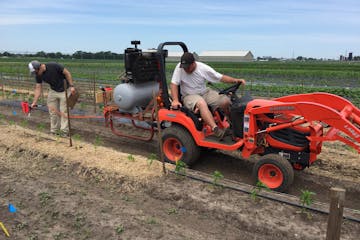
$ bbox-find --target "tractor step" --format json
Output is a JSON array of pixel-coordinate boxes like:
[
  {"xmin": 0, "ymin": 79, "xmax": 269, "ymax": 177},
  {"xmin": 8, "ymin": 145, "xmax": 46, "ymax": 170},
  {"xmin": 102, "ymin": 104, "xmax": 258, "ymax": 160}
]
[{"xmin": 205, "ymin": 134, "xmax": 235, "ymax": 145}]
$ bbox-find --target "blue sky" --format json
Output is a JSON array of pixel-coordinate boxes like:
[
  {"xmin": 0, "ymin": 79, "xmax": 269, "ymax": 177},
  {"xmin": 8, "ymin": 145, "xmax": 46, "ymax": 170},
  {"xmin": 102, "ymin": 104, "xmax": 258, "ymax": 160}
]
[{"xmin": 0, "ymin": 0, "xmax": 359, "ymax": 59}]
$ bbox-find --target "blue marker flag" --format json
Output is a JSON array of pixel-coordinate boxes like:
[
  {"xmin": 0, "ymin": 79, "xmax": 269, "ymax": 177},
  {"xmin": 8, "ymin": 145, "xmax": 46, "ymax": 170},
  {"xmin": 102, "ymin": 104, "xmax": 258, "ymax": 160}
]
[
  {"xmin": 8, "ymin": 204, "xmax": 17, "ymax": 213},
  {"xmin": 12, "ymin": 111, "xmax": 17, "ymax": 115},
  {"xmin": 180, "ymin": 146, "xmax": 187, "ymax": 153}
]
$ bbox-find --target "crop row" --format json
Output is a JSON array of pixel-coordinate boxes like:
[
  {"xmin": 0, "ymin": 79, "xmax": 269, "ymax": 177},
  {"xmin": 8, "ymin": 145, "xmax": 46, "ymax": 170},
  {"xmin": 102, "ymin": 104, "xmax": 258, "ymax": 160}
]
[{"xmin": 1, "ymin": 58, "xmax": 359, "ymax": 106}]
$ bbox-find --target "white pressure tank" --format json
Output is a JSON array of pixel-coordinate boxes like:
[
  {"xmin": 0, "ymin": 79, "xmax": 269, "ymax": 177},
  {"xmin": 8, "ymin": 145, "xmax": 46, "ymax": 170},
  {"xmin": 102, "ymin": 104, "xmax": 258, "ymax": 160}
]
[{"xmin": 113, "ymin": 81, "xmax": 159, "ymax": 113}]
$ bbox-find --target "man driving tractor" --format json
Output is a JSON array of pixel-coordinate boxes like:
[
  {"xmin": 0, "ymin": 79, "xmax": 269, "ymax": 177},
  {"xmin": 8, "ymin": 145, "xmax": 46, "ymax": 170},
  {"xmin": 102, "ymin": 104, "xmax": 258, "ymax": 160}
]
[{"xmin": 170, "ymin": 52, "xmax": 246, "ymax": 139}]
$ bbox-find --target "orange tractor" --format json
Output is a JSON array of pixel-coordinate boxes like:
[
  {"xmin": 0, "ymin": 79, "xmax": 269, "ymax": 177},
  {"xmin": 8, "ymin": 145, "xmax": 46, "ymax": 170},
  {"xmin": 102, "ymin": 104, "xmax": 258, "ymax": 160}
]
[{"xmin": 101, "ymin": 41, "xmax": 360, "ymax": 192}]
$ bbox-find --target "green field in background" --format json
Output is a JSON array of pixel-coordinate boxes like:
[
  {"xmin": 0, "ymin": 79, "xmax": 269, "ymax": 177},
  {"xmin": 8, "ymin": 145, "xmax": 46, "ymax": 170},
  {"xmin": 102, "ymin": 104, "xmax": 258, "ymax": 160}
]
[{"xmin": 1, "ymin": 57, "xmax": 360, "ymax": 105}]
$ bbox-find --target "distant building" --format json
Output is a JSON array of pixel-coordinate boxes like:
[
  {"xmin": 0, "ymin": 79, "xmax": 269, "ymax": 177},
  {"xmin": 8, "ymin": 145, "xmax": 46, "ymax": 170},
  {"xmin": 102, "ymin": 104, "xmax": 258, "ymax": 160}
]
[
  {"xmin": 167, "ymin": 52, "xmax": 199, "ymax": 62},
  {"xmin": 166, "ymin": 50, "xmax": 254, "ymax": 62},
  {"xmin": 199, "ymin": 50, "xmax": 254, "ymax": 62}
]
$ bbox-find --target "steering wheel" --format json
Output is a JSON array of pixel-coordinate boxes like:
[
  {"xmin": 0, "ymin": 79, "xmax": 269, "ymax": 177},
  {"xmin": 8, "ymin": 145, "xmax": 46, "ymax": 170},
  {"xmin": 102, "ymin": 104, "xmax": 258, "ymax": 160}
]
[{"xmin": 218, "ymin": 82, "xmax": 242, "ymax": 95}]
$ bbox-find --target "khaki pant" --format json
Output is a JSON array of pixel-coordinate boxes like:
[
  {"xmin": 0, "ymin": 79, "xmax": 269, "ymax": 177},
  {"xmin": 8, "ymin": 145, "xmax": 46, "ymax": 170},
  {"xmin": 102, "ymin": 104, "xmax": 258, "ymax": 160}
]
[
  {"xmin": 183, "ymin": 88, "xmax": 229, "ymax": 111},
  {"xmin": 47, "ymin": 89, "xmax": 70, "ymax": 133}
]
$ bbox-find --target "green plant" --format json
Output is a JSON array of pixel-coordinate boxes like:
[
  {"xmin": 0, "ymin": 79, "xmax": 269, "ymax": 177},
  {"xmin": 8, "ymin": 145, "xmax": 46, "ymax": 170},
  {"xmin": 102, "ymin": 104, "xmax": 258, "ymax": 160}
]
[
  {"xmin": 167, "ymin": 207, "xmax": 178, "ymax": 215},
  {"xmin": 212, "ymin": 170, "xmax": 224, "ymax": 186},
  {"xmin": 8, "ymin": 119, "xmax": 15, "ymax": 126},
  {"xmin": 36, "ymin": 123, "xmax": 46, "ymax": 132},
  {"xmin": 53, "ymin": 232, "xmax": 67, "ymax": 240},
  {"xmin": 20, "ymin": 119, "xmax": 29, "ymax": 128},
  {"xmin": 250, "ymin": 181, "xmax": 269, "ymax": 201},
  {"xmin": 146, "ymin": 217, "xmax": 157, "ymax": 225},
  {"xmin": 28, "ymin": 234, "xmax": 39, "ymax": 240},
  {"xmin": 121, "ymin": 195, "xmax": 132, "ymax": 202},
  {"xmin": 39, "ymin": 192, "xmax": 51, "ymax": 206},
  {"xmin": 115, "ymin": 224, "xmax": 124, "ymax": 235},
  {"xmin": 299, "ymin": 189, "xmax": 316, "ymax": 219},
  {"xmin": 174, "ymin": 160, "xmax": 186, "ymax": 175},
  {"xmin": 72, "ymin": 133, "xmax": 82, "ymax": 150},
  {"xmin": 147, "ymin": 153, "xmax": 157, "ymax": 166},
  {"xmin": 16, "ymin": 222, "xmax": 28, "ymax": 231},
  {"xmin": 93, "ymin": 135, "xmax": 103, "ymax": 150},
  {"xmin": 74, "ymin": 213, "xmax": 86, "ymax": 229},
  {"xmin": 54, "ymin": 129, "xmax": 62, "ymax": 142},
  {"xmin": 79, "ymin": 102, "xmax": 86, "ymax": 110},
  {"xmin": 127, "ymin": 154, "xmax": 135, "ymax": 162}
]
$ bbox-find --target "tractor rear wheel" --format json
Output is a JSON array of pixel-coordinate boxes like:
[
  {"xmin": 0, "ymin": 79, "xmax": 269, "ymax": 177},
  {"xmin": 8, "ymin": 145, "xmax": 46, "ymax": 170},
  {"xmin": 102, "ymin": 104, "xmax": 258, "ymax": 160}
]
[
  {"xmin": 161, "ymin": 125, "xmax": 200, "ymax": 166},
  {"xmin": 252, "ymin": 154, "xmax": 294, "ymax": 192}
]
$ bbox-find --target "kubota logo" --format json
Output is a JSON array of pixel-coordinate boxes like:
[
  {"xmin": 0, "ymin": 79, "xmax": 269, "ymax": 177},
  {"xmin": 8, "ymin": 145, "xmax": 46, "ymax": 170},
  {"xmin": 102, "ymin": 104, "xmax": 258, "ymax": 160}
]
[
  {"xmin": 269, "ymin": 105, "xmax": 295, "ymax": 112},
  {"xmin": 344, "ymin": 124, "xmax": 360, "ymax": 138}
]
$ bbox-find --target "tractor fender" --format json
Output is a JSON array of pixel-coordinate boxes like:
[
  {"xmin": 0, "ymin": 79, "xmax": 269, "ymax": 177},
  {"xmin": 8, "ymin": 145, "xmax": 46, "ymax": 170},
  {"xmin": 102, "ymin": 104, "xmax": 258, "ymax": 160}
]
[{"xmin": 158, "ymin": 109, "xmax": 205, "ymax": 141}]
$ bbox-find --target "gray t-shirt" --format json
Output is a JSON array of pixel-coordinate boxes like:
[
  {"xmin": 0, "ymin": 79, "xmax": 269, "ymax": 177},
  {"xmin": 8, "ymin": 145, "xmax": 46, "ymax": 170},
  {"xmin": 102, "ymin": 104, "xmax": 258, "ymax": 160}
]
[{"xmin": 171, "ymin": 61, "xmax": 223, "ymax": 97}]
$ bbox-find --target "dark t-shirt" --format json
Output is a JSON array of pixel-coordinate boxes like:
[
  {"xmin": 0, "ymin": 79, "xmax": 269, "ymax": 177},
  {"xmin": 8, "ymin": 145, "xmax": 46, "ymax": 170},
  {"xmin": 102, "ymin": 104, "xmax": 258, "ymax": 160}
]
[{"xmin": 36, "ymin": 62, "xmax": 69, "ymax": 92}]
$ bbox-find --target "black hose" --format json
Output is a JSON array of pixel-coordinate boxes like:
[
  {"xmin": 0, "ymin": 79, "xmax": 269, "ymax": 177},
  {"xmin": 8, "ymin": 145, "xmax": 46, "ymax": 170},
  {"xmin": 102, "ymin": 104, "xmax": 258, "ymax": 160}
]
[{"xmin": 168, "ymin": 169, "xmax": 360, "ymax": 223}]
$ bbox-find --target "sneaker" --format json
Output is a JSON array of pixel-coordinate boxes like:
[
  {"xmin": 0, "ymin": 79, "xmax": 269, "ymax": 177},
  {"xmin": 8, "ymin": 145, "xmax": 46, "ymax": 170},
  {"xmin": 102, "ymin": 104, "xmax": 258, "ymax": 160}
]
[
  {"xmin": 59, "ymin": 131, "xmax": 69, "ymax": 137},
  {"xmin": 213, "ymin": 126, "xmax": 225, "ymax": 139},
  {"xmin": 50, "ymin": 131, "xmax": 60, "ymax": 136}
]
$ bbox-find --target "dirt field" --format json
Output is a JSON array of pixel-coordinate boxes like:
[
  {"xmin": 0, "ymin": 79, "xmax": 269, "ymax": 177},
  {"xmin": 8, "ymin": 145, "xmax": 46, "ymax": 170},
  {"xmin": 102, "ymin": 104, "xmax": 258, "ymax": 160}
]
[{"xmin": 0, "ymin": 103, "xmax": 360, "ymax": 239}]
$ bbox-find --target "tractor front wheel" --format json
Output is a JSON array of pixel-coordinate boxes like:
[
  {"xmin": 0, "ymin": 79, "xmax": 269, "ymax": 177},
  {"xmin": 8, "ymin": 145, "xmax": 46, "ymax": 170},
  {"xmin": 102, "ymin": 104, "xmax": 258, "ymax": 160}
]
[
  {"xmin": 161, "ymin": 125, "xmax": 200, "ymax": 166},
  {"xmin": 252, "ymin": 154, "xmax": 294, "ymax": 192}
]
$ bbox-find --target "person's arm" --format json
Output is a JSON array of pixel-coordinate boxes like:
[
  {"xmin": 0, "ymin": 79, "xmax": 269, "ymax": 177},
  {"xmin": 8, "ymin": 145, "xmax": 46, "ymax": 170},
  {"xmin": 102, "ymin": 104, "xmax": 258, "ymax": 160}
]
[
  {"xmin": 170, "ymin": 83, "xmax": 182, "ymax": 109},
  {"xmin": 31, "ymin": 83, "xmax": 42, "ymax": 107},
  {"xmin": 63, "ymin": 68, "xmax": 76, "ymax": 94},
  {"xmin": 220, "ymin": 75, "xmax": 246, "ymax": 85}
]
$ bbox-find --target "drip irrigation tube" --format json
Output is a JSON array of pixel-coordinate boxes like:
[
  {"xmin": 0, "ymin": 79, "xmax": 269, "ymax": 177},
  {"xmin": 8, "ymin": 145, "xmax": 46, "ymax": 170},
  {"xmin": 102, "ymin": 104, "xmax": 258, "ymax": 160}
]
[{"xmin": 168, "ymin": 169, "xmax": 360, "ymax": 223}]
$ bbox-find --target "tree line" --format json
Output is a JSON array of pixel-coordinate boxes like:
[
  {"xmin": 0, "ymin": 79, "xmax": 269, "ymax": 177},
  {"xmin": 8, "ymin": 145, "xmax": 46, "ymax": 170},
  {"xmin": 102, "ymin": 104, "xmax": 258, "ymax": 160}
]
[{"xmin": 0, "ymin": 51, "xmax": 124, "ymax": 60}]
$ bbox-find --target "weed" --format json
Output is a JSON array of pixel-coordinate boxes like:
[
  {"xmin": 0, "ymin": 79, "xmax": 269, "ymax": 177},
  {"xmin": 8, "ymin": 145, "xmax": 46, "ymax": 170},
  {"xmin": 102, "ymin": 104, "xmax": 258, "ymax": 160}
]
[
  {"xmin": 250, "ymin": 181, "xmax": 270, "ymax": 201},
  {"xmin": 39, "ymin": 192, "xmax": 51, "ymax": 206},
  {"xmin": 115, "ymin": 224, "xmax": 125, "ymax": 235},
  {"xmin": 127, "ymin": 154, "xmax": 135, "ymax": 162}
]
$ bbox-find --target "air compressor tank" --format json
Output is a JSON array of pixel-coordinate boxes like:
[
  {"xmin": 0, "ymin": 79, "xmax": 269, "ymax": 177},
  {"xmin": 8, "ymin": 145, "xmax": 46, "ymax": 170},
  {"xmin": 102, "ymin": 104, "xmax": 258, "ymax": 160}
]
[{"xmin": 113, "ymin": 81, "xmax": 159, "ymax": 113}]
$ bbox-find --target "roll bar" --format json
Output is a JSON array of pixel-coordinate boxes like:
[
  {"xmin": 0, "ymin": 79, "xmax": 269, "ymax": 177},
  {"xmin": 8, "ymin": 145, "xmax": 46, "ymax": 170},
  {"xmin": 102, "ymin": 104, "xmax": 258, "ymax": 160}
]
[{"xmin": 156, "ymin": 42, "xmax": 189, "ymax": 109}]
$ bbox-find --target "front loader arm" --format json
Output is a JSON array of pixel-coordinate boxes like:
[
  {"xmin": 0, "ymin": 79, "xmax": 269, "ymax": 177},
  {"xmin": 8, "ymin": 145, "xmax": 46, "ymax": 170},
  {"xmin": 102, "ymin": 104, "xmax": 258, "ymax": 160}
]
[
  {"xmin": 248, "ymin": 101, "xmax": 360, "ymax": 153},
  {"xmin": 274, "ymin": 92, "xmax": 360, "ymax": 120}
]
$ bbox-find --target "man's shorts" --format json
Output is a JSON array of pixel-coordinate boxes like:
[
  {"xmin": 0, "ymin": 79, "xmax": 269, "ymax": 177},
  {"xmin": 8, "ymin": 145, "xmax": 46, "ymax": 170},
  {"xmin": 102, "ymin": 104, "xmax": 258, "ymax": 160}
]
[{"xmin": 182, "ymin": 88, "xmax": 229, "ymax": 111}]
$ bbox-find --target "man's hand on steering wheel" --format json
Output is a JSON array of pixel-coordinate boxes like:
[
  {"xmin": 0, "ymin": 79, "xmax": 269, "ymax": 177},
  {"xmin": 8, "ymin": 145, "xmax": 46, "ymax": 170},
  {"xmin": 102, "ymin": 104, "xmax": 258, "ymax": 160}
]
[{"xmin": 234, "ymin": 78, "xmax": 246, "ymax": 85}]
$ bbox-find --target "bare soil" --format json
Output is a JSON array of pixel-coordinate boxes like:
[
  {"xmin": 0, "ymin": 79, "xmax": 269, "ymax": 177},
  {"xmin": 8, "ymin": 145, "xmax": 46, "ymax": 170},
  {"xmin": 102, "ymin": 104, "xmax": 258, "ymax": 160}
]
[{"xmin": 0, "ymin": 103, "xmax": 359, "ymax": 240}]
